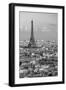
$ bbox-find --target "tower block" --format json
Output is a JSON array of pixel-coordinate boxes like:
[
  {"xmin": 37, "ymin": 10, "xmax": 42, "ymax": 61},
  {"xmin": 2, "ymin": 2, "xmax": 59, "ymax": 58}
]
[{"xmin": 28, "ymin": 20, "xmax": 36, "ymax": 48}]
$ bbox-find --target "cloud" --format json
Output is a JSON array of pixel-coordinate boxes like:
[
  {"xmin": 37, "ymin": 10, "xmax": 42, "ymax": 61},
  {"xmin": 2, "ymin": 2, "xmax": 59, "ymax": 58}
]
[
  {"xmin": 41, "ymin": 26, "xmax": 51, "ymax": 32},
  {"xmin": 20, "ymin": 25, "xmax": 30, "ymax": 32}
]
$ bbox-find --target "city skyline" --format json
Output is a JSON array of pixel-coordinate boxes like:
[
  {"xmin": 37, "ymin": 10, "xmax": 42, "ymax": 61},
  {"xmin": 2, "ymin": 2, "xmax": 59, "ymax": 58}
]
[
  {"xmin": 19, "ymin": 11, "xmax": 58, "ymax": 42},
  {"xmin": 19, "ymin": 11, "xmax": 58, "ymax": 78}
]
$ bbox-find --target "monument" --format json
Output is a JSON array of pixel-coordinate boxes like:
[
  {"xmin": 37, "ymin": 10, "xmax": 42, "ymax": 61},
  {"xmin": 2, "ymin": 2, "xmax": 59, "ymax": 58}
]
[{"xmin": 28, "ymin": 20, "xmax": 36, "ymax": 48}]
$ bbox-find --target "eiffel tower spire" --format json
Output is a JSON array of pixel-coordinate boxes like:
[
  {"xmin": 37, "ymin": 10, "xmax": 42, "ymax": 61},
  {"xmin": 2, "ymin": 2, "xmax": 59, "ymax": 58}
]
[{"xmin": 28, "ymin": 20, "xmax": 36, "ymax": 48}]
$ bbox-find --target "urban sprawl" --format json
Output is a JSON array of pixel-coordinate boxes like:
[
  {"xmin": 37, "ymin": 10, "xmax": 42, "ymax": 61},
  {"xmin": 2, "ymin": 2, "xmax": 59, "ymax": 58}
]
[{"xmin": 19, "ymin": 20, "xmax": 58, "ymax": 78}]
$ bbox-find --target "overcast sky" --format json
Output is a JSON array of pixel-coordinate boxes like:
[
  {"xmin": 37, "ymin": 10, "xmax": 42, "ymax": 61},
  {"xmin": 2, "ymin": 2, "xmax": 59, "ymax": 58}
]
[{"xmin": 19, "ymin": 11, "xmax": 58, "ymax": 42}]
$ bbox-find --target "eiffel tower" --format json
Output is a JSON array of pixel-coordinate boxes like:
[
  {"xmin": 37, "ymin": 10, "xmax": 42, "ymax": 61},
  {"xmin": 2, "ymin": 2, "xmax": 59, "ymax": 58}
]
[{"xmin": 28, "ymin": 20, "xmax": 36, "ymax": 48}]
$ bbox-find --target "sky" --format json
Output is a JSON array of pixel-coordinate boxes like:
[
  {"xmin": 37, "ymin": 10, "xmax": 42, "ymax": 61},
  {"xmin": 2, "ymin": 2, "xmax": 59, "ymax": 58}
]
[{"xmin": 19, "ymin": 11, "xmax": 58, "ymax": 42}]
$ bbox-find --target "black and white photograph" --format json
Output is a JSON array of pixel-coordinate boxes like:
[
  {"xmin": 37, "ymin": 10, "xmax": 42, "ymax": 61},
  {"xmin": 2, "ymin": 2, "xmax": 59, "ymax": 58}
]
[
  {"xmin": 19, "ymin": 12, "xmax": 58, "ymax": 78},
  {"xmin": 9, "ymin": 3, "xmax": 64, "ymax": 87}
]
